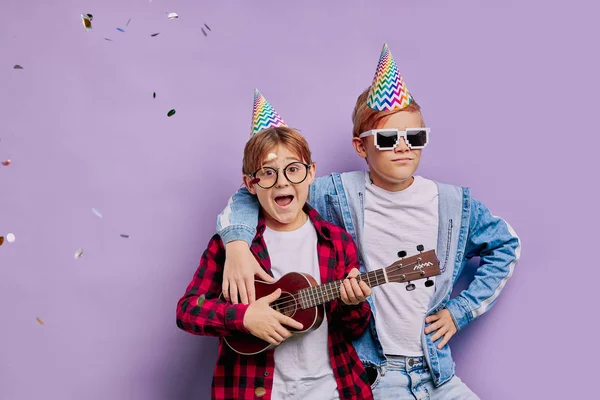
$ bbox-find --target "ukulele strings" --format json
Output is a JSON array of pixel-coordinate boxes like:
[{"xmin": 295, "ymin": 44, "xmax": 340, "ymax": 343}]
[{"xmin": 269, "ymin": 259, "xmax": 427, "ymax": 314}]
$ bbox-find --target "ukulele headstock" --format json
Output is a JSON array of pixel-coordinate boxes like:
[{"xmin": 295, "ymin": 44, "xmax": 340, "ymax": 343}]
[{"xmin": 387, "ymin": 245, "xmax": 441, "ymax": 291}]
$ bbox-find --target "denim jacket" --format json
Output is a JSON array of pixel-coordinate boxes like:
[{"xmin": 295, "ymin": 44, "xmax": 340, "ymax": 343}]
[{"xmin": 216, "ymin": 171, "xmax": 521, "ymax": 387}]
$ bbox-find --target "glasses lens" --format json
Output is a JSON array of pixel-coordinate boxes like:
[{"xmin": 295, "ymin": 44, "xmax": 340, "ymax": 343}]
[
  {"xmin": 406, "ymin": 129, "xmax": 428, "ymax": 148},
  {"xmin": 375, "ymin": 131, "xmax": 399, "ymax": 149},
  {"xmin": 255, "ymin": 167, "xmax": 277, "ymax": 188},
  {"xmin": 284, "ymin": 162, "xmax": 309, "ymax": 184}
]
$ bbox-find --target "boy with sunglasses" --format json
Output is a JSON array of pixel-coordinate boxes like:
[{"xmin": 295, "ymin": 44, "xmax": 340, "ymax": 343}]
[
  {"xmin": 176, "ymin": 90, "xmax": 374, "ymax": 400},
  {"xmin": 214, "ymin": 45, "xmax": 521, "ymax": 399}
]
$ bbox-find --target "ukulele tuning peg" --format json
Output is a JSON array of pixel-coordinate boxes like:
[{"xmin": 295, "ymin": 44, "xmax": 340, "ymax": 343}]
[
  {"xmin": 397, "ymin": 250, "xmax": 407, "ymax": 258},
  {"xmin": 425, "ymin": 278, "xmax": 434, "ymax": 288},
  {"xmin": 416, "ymin": 244, "xmax": 424, "ymax": 252},
  {"xmin": 406, "ymin": 282, "xmax": 416, "ymax": 291}
]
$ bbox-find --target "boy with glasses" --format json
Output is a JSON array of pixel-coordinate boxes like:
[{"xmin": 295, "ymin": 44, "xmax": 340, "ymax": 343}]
[
  {"xmin": 215, "ymin": 45, "xmax": 521, "ymax": 399},
  {"xmin": 176, "ymin": 90, "xmax": 374, "ymax": 400}
]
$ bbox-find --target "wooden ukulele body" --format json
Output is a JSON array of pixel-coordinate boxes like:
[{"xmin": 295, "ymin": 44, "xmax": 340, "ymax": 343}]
[{"xmin": 223, "ymin": 272, "xmax": 325, "ymax": 355}]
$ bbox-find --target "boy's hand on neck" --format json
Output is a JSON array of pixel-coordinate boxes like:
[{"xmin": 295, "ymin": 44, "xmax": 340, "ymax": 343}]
[
  {"xmin": 223, "ymin": 241, "xmax": 276, "ymax": 305},
  {"xmin": 243, "ymin": 288, "xmax": 304, "ymax": 346}
]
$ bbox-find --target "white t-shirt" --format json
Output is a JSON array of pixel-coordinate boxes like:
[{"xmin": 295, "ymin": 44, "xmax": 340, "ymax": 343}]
[
  {"xmin": 363, "ymin": 175, "xmax": 439, "ymax": 356},
  {"xmin": 263, "ymin": 218, "xmax": 339, "ymax": 400}
]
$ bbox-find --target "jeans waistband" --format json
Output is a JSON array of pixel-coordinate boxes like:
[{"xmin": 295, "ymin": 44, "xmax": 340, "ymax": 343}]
[{"xmin": 385, "ymin": 354, "xmax": 427, "ymax": 370}]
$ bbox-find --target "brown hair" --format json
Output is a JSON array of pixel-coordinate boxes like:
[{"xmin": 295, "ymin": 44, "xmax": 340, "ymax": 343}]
[
  {"xmin": 242, "ymin": 126, "xmax": 312, "ymax": 175},
  {"xmin": 351, "ymin": 87, "xmax": 423, "ymax": 138}
]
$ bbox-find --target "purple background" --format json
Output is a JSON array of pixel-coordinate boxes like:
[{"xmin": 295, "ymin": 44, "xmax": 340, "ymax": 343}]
[{"xmin": 1, "ymin": 0, "xmax": 597, "ymax": 399}]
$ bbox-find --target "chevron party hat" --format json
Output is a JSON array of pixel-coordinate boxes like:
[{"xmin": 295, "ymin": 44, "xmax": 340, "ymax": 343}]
[
  {"xmin": 367, "ymin": 43, "xmax": 414, "ymax": 111},
  {"xmin": 250, "ymin": 89, "xmax": 287, "ymax": 137}
]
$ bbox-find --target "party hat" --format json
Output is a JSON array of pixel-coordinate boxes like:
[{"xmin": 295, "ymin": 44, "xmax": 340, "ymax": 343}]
[
  {"xmin": 367, "ymin": 43, "xmax": 414, "ymax": 111},
  {"xmin": 250, "ymin": 89, "xmax": 286, "ymax": 136}
]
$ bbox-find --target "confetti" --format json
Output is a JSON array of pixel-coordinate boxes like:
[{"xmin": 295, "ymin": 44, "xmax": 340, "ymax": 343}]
[
  {"xmin": 74, "ymin": 248, "xmax": 84, "ymax": 259},
  {"xmin": 153, "ymin": 92, "xmax": 156, "ymax": 98},
  {"xmin": 167, "ymin": 109, "xmax": 176, "ymax": 117},
  {"xmin": 120, "ymin": 234, "xmax": 130, "ymax": 238},
  {"xmin": 14, "ymin": 65, "xmax": 23, "ymax": 69},
  {"xmin": 255, "ymin": 387, "xmax": 266, "ymax": 397},
  {"xmin": 92, "ymin": 208, "xmax": 103, "ymax": 218},
  {"xmin": 150, "ymin": 33, "xmax": 160, "ymax": 37},
  {"xmin": 2, "ymin": 159, "xmax": 11, "ymax": 166},
  {"xmin": 201, "ymin": 28, "xmax": 207, "ymax": 37},
  {"xmin": 36, "ymin": 317, "xmax": 45, "ymax": 325},
  {"xmin": 81, "ymin": 14, "xmax": 93, "ymax": 30},
  {"xmin": 104, "ymin": 38, "xmax": 113, "ymax": 41},
  {"xmin": 204, "ymin": 23, "xmax": 211, "ymax": 31},
  {"xmin": 0, "ymin": 237, "xmax": 4, "ymax": 246},
  {"xmin": 266, "ymin": 152, "xmax": 278, "ymax": 161},
  {"xmin": 167, "ymin": 12, "xmax": 178, "ymax": 20},
  {"xmin": 6, "ymin": 233, "xmax": 15, "ymax": 243},
  {"xmin": 117, "ymin": 28, "xmax": 125, "ymax": 32},
  {"xmin": 126, "ymin": 18, "xmax": 131, "ymax": 27}
]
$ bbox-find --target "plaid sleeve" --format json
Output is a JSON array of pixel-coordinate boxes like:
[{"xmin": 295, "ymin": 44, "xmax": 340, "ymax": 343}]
[
  {"xmin": 329, "ymin": 231, "xmax": 372, "ymax": 340},
  {"xmin": 176, "ymin": 234, "xmax": 250, "ymax": 336}
]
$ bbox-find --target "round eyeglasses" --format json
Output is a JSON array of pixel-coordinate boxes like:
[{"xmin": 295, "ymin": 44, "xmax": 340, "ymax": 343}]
[{"xmin": 250, "ymin": 162, "xmax": 312, "ymax": 189}]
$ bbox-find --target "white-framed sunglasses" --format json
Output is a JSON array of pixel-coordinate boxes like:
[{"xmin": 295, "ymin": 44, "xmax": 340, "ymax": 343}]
[{"xmin": 359, "ymin": 128, "xmax": 430, "ymax": 150}]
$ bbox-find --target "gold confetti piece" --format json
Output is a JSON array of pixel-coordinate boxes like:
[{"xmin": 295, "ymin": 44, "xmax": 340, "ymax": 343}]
[
  {"xmin": 167, "ymin": 12, "xmax": 178, "ymax": 19},
  {"xmin": 0, "ymin": 237, "xmax": 4, "ymax": 246},
  {"xmin": 36, "ymin": 317, "xmax": 44, "ymax": 325},
  {"xmin": 266, "ymin": 153, "xmax": 278, "ymax": 161},
  {"xmin": 6, "ymin": 233, "xmax": 15, "ymax": 243},
  {"xmin": 2, "ymin": 159, "xmax": 11, "ymax": 166},
  {"xmin": 81, "ymin": 14, "xmax": 93, "ymax": 30},
  {"xmin": 197, "ymin": 295, "xmax": 205, "ymax": 307},
  {"xmin": 74, "ymin": 248, "xmax": 84, "ymax": 259},
  {"xmin": 255, "ymin": 387, "xmax": 266, "ymax": 397}
]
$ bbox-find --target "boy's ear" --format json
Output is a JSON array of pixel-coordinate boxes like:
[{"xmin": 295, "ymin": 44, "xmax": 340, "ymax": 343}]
[
  {"xmin": 352, "ymin": 137, "xmax": 368, "ymax": 160},
  {"xmin": 242, "ymin": 175, "xmax": 257, "ymax": 195},
  {"xmin": 306, "ymin": 162, "xmax": 317, "ymax": 185}
]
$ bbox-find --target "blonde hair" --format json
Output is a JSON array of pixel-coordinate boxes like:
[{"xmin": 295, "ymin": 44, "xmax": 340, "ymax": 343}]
[
  {"xmin": 351, "ymin": 87, "xmax": 423, "ymax": 138},
  {"xmin": 242, "ymin": 127, "xmax": 312, "ymax": 175}
]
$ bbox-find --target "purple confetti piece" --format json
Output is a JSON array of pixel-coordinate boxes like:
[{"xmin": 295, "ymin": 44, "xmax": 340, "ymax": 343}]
[
  {"xmin": 151, "ymin": 32, "xmax": 160, "ymax": 37},
  {"xmin": 204, "ymin": 23, "xmax": 211, "ymax": 31},
  {"xmin": 201, "ymin": 28, "xmax": 207, "ymax": 37},
  {"xmin": 117, "ymin": 28, "xmax": 125, "ymax": 32}
]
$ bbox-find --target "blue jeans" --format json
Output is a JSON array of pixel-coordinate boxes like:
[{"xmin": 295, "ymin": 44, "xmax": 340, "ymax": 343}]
[{"xmin": 367, "ymin": 356, "xmax": 479, "ymax": 400}]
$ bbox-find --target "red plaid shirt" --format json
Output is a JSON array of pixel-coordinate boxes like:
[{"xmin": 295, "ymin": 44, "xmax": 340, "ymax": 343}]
[{"xmin": 176, "ymin": 204, "xmax": 373, "ymax": 400}]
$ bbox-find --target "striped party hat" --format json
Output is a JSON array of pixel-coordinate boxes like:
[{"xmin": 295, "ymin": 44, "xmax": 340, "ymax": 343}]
[
  {"xmin": 367, "ymin": 43, "xmax": 414, "ymax": 111},
  {"xmin": 250, "ymin": 89, "xmax": 286, "ymax": 137}
]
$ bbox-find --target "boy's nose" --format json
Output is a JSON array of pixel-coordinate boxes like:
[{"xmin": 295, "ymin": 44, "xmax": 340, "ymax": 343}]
[{"xmin": 394, "ymin": 136, "xmax": 410, "ymax": 152}]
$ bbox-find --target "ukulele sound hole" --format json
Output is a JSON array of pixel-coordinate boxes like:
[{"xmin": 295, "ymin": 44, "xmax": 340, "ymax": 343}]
[{"xmin": 272, "ymin": 291, "xmax": 298, "ymax": 318}]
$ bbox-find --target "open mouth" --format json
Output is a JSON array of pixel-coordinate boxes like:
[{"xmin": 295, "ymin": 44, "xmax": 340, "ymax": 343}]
[{"xmin": 274, "ymin": 195, "xmax": 294, "ymax": 207}]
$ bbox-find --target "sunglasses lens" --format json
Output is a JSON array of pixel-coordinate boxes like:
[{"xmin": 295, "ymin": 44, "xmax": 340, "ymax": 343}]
[
  {"xmin": 406, "ymin": 129, "xmax": 428, "ymax": 148},
  {"xmin": 376, "ymin": 132, "xmax": 399, "ymax": 149}
]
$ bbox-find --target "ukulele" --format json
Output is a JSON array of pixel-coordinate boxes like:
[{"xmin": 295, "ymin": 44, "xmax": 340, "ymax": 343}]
[{"xmin": 223, "ymin": 246, "xmax": 440, "ymax": 355}]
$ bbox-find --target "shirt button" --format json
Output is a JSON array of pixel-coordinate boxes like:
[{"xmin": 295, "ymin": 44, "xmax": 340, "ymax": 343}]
[
  {"xmin": 264, "ymin": 372, "xmax": 269, "ymax": 377},
  {"xmin": 408, "ymin": 359, "xmax": 414, "ymax": 367},
  {"xmin": 255, "ymin": 387, "xmax": 266, "ymax": 397}
]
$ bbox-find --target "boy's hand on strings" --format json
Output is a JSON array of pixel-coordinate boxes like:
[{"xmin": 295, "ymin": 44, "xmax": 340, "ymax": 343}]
[
  {"xmin": 243, "ymin": 288, "xmax": 303, "ymax": 346},
  {"xmin": 424, "ymin": 308, "xmax": 458, "ymax": 349},
  {"xmin": 340, "ymin": 268, "xmax": 372, "ymax": 305},
  {"xmin": 223, "ymin": 240, "xmax": 275, "ymax": 304}
]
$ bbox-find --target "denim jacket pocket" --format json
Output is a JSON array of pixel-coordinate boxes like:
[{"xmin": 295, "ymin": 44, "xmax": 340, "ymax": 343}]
[{"xmin": 325, "ymin": 194, "xmax": 343, "ymax": 227}]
